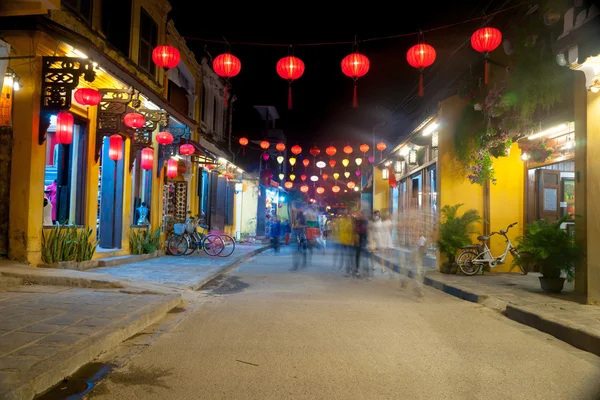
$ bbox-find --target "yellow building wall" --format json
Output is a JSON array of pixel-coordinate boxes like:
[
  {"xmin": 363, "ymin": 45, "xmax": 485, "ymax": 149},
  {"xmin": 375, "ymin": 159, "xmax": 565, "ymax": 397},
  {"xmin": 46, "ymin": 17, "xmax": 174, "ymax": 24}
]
[
  {"xmin": 372, "ymin": 167, "xmax": 389, "ymax": 213},
  {"xmin": 585, "ymin": 88, "xmax": 600, "ymax": 304},
  {"xmin": 240, "ymin": 181, "xmax": 259, "ymax": 236}
]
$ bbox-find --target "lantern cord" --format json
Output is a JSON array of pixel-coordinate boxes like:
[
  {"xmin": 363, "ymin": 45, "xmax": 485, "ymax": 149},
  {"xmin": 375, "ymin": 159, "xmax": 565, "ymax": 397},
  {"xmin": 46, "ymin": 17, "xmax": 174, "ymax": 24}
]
[
  {"xmin": 223, "ymin": 83, "xmax": 229, "ymax": 108},
  {"xmin": 352, "ymin": 83, "xmax": 358, "ymax": 108},
  {"xmin": 418, "ymin": 72, "xmax": 424, "ymax": 97},
  {"xmin": 287, "ymin": 84, "xmax": 293, "ymax": 110},
  {"xmin": 484, "ymin": 58, "xmax": 490, "ymax": 84}
]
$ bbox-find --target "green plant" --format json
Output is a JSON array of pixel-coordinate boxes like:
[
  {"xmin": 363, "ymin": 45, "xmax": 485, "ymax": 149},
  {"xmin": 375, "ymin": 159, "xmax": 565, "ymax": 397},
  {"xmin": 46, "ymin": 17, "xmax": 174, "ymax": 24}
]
[
  {"xmin": 514, "ymin": 215, "xmax": 581, "ymax": 281},
  {"xmin": 41, "ymin": 224, "xmax": 97, "ymax": 263},
  {"xmin": 75, "ymin": 227, "xmax": 97, "ymax": 261},
  {"xmin": 129, "ymin": 227, "xmax": 162, "ymax": 255},
  {"xmin": 437, "ymin": 204, "xmax": 482, "ymax": 265}
]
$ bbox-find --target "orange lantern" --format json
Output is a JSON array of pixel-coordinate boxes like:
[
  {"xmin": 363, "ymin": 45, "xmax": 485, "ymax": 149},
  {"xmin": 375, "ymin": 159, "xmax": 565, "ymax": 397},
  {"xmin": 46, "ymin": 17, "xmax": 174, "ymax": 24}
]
[
  {"xmin": 322, "ymin": 173, "xmax": 329, "ymax": 180},
  {"xmin": 284, "ymin": 181, "xmax": 293, "ymax": 189},
  {"xmin": 291, "ymin": 145, "xmax": 302, "ymax": 155},
  {"xmin": 309, "ymin": 146, "xmax": 320, "ymax": 157},
  {"xmin": 341, "ymin": 52, "xmax": 370, "ymax": 107},
  {"xmin": 300, "ymin": 174, "xmax": 307, "ymax": 181},
  {"xmin": 300, "ymin": 185, "xmax": 309, "ymax": 193},
  {"xmin": 276, "ymin": 142, "xmax": 286, "ymax": 152},
  {"xmin": 325, "ymin": 146, "xmax": 337, "ymax": 157},
  {"xmin": 347, "ymin": 181, "xmax": 356, "ymax": 189},
  {"xmin": 343, "ymin": 145, "xmax": 353, "ymax": 155},
  {"xmin": 302, "ymin": 159, "xmax": 310, "ymax": 168},
  {"xmin": 359, "ymin": 143, "xmax": 370, "ymax": 154},
  {"xmin": 239, "ymin": 137, "xmax": 248, "ymax": 146},
  {"xmin": 332, "ymin": 185, "xmax": 340, "ymax": 193},
  {"xmin": 260, "ymin": 140, "xmax": 270, "ymax": 150},
  {"xmin": 376, "ymin": 142, "xmax": 386, "ymax": 160},
  {"xmin": 316, "ymin": 187, "xmax": 325, "ymax": 195}
]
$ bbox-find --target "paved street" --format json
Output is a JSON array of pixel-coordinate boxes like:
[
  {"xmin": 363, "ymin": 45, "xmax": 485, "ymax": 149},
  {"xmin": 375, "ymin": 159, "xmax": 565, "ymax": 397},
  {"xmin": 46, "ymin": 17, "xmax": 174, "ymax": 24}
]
[{"xmin": 85, "ymin": 246, "xmax": 600, "ymax": 400}]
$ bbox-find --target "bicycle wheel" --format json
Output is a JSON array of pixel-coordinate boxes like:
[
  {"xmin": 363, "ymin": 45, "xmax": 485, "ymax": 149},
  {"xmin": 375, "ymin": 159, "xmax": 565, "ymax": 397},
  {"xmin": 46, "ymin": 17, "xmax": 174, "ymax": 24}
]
[
  {"xmin": 167, "ymin": 234, "xmax": 189, "ymax": 256},
  {"xmin": 511, "ymin": 249, "xmax": 528, "ymax": 275},
  {"xmin": 218, "ymin": 235, "xmax": 236, "ymax": 257},
  {"xmin": 457, "ymin": 251, "xmax": 480, "ymax": 275},
  {"xmin": 202, "ymin": 234, "xmax": 224, "ymax": 256},
  {"xmin": 184, "ymin": 233, "xmax": 199, "ymax": 255}
]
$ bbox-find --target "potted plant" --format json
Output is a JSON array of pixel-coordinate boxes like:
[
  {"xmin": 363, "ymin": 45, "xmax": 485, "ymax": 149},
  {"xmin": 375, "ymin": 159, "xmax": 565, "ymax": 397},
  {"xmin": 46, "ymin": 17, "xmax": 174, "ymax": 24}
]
[
  {"xmin": 437, "ymin": 204, "xmax": 482, "ymax": 274},
  {"xmin": 514, "ymin": 215, "xmax": 581, "ymax": 293}
]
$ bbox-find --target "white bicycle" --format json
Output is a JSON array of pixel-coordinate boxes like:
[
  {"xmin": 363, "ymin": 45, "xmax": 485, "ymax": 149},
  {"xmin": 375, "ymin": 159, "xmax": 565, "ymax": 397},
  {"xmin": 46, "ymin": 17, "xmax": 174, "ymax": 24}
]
[{"xmin": 456, "ymin": 222, "xmax": 527, "ymax": 276}]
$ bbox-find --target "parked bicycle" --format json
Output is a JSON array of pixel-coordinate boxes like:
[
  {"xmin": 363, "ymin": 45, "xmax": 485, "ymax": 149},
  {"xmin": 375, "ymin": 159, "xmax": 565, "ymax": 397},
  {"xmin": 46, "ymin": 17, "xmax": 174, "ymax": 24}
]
[
  {"xmin": 167, "ymin": 217, "xmax": 224, "ymax": 257},
  {"xmin": 456, "ymin": 222, "xmax": 527, "ymax": 276}
]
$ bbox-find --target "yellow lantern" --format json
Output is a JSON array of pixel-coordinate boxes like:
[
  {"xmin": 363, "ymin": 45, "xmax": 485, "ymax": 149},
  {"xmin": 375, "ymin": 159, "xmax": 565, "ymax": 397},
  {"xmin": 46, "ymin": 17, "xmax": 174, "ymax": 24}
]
[
  {"xmin": 344, "ymin": 171, "xmax": 350, "ymax": 178},
  {"xmin": 278, "ymin": 173, "xmax": 284, "ymax": 180},
  {"xmin": 289, "ymin": 157, "xmax": 296, "ymax": 167},
  {"xmin": 290, "ymin": 173, "xmax": 296, "ymax": 181},
  {"xmin": 342, "ymin": 158, "xmax": 350, "ymax": 167},
  {"xmin": 333, "ymin": 172, "xmax": 340, "ymax": 180}
]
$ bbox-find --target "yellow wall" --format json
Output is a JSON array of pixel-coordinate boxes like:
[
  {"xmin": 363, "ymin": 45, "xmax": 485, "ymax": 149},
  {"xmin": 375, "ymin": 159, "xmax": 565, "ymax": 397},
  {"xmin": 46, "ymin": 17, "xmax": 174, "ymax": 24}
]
[
  {"xmin": 372, "ymin": 167, "xmax": 389, "ymax": 213},
  {"xmin": 585, "ymin": 88, "xmax": 600, "ymax": 304},
  {"xmin": 240, "ymin": 180, "xmax": 258, "ymax": 236}
]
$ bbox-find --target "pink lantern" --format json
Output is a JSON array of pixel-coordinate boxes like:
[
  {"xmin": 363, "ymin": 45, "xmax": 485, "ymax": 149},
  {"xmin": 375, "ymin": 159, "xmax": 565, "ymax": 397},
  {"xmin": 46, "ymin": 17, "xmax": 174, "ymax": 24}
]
[
  {"xmin": 263, "ymin": 153, "xmax": 269, "ymax": 161},
  {"xmin": 156, "ymin": 131, "xmax": 174, "ymax": 145},
  {"xmin": 108, "ymin": 134, "xmax": 123, "ymax": 161},
  {"xmin": 55, "ymin": 111, "xmax": 74, "ymax": 145},
  {"xmin": 167, "ymin": 159, "xmax": 178, "ymax": 179},
  {"xmin": 140, "ymin": 147, "xmax": 154, "ymax": 170},
  {"xmin": 179, "ymin": 143, "xmax": 195, "ymax": 155}
]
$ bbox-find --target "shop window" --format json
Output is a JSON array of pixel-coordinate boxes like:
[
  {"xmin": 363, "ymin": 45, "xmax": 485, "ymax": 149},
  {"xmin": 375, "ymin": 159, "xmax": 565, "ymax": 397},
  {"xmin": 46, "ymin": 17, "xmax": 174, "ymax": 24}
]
[
  {"xmin": 102, "ymin": 0, "xmax": 132, "ymax": 57},
  {"xmin": 43, "ymin": 116, "xmax": 88, "ymax": 226},
  {"xmin": 131, "ymin": 153, "xmax": 152, "ymax": 226},
  {"xmin": 168, "ymin": 80, "xmax": 189, "ymax": 117},
  {"xmin": 62, "ymin": 0, "xmax": 93, "ymax": 23},
  {"xmin": 138, "ymin": 7, "xmax": 157, "ymax": 76}
]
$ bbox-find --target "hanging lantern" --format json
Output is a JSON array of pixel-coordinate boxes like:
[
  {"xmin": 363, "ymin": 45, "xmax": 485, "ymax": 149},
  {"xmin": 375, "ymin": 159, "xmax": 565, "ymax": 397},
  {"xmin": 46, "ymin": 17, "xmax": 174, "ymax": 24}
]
[
  {"xmin": 284, "ymin": 181, "xmax": 293, "ymax": 189},
  {"xmin": 355, "ymin": 157, "xmax": 363, "ymax": 166},
  {"xmin": 290, "ymin": 173, "xmax": 296, "ymax": 181},
  {"xmin": 276, "ymin": 56, "xmax": 305, "ymax": 110},
  {"xmin": 277, "ymin": 155, "xmax": 284, "ymax": 164},
  {"xmin": 55, "ymin": 111, "xmax": 74, "ymax": 145},
  {"xmin": 179, "ymin": 143, "xmax": 195, "ymax": 155},
  {"xmin": 316, "ymin": 161, "xmax": 326, "ymax": 169},
  {"xmin": 156, "ymin": 131, "xmax": 174, "ymax": 145},
  {"xmin": 262, "ymin": 153, "xmax": 269, "ymax": 161},
  {"xmin": 432, "ymin": 131, "xmax": 439, "ymax": 149},
  {"xmin": 152, "ymin": 45, "xmax": 180, "ymax": 70},
  {"xmin": 279, "ymin": 173, "xmax": 285, "ymax": 180},
  {"xmin": 325, "ymin": 146, "xmax": 337, "ymax": 157},
  {"xmin": 276, "ymin": 142, "xmax": 286, "ymax": 152},
  {"xmin": 394, "ymin": 160, "xmax": 404, "ymax": 174},
  {"xmin": 300, "ymin": 185, "xmax": 309, "ymax": 193},
  {"xmin": 342, "ymin": 158, "xmax": 350, "ymax": 168},
  {"xmin": 332, "ymin": 185, "xmax": 340, "ymax": 193},
  {"xmin": 471, "ymin": 27, "xmax": 502, "ymax": 84},
  {"xmin": 300, "ymin": 174, "xmax": 307, "ymax": 181},
  {"xmin": 406, "ymin": 43, "xmax": 436, "ymax": 97},
  {"xmin": 333, "ymin": 172, "xmax": 340, "ymax": 180},
  {"xmin": 108, "ymin": 134, "xmax": 123, "ymax": 161},
  {"xmin": 347, "ymin": 181, "xmax": 356, "ymax": 189},
  {"xmin": 74, "ymin": 88, "xmax": 102, "ymax": 106},
  {"xmin": 355, "ymin": 170, "xmax": 361, "ymax": 177},
  {"xmin": 141, "ymin": 147, "xmax": 154, "ymax": 170},
  {"xmin": 167, "ymin": 158, "xmax": 178, "ymax": 178},
  {"xmin": 343, "ymin": 145, "xmax": 353, "ymax": 155},
  {"xmin": 376, "ymin": 142, "xmax": 387, "ymax": 160},
  {"xmin": 302, "ymin": 159, "xmax": 310, "ymax": 168},
  {"xmin": 368, "ymin": 156, "xmax": 374, "ymax": 164},
  {"xmin": 213, "ymin": 52, "xmax": 242, "ymax": 106},
  {"xmin": 123, "ymin": 112, "xmax": 146, "ymax": 129},
  {"xmin": 344, "ymin": 171, "xmax": 350, "ymax": 179},
  {"xmin": 310, "ymin": 175, "xmax": 318, "ymax": 182},
  {"xmin": 359, "ymin": 143, "xmax": 370, "ymax": 154},
  {"xmin": 205, "ymin": 164, "xmax": 215, "ymax": 170},
  {"xmin": 382, "ymin": 167, "xmax": 389, "ymax": 180},
  {"xmin": 322, "ymin": 173, "xmax": 329, "ymax": 180},
  {"xmin": 239, "ymin": 137, "xmax": 249, "ymax": 146},
  {"xmin": 316, "ymin": 187, "xmax": 325, "ymax": 195},
  {"xmin": 291, "ymin": 145, "xmax": 302, "ymax": 155},
  {"xmin": 309, "ymin": 146, "xmax": 320, "ymax": 157},
  {"xmin": 329, "ymin": 159, "xmax": 336, "ymax": 168},
  {"xmin": 408, "ymin": 148, "xmax": 417, "ymax": 166},
  {"xmin": 289, "ymin": 157, "xmax": 297, "ymax": 167},
  {"xmin": 260, "ymin": 140, "xmax": 270, "ymax": 150},
  {"xmin": 341, "ymin": 52, "xmax": 370, "ymax": 108}
]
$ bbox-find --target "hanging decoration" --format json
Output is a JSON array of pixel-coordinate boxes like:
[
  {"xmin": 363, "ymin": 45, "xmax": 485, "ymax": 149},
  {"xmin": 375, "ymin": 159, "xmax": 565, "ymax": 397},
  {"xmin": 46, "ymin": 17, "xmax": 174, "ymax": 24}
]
[
  {"xmin": 355, "ymin": 170, "xmax": 361, "ymax": 177},
  {"xmin": 300, "ymin": 185, "xmax": 309, "ymax": 193},
  {"xmin": 325, "ymin": 146, "xmax": 337, "ymax": 157},
  {"xmin": 333, "ymin": 172, "xmax": 340, "ymax": 180},
  {"xmin": 108, "ymin": 134, "xmax": 123, "ymax": 161},
  {"xmin": 322, "ymin": 173, "xmax": 329, "ymax": 180},
  {"xmin": 212, "ymin": 52, "xmax": 242, "ymax": 106},
  {"xmin": 123, "ymin": 112, "xmax": 146, "ymax": 129},
  {"xmin": 316, "ymin": 160, "xmax": 326, "ymax": 175},
  {"xmin": 278, "ymin": 173, "xmax": 285, "ymax": 180},
  {"xmin": 355, "ymin": 157, "xmax": 363, "ymax": 166},
  {"xmin": 302, "ymin": 159, "xmax": 310, "ymax": 168},
  {"xmin": 347, "ymin": 181, "xmax": 356, "ymax": 189},
  {"xmin": 55, "ymin": 111, "xmax": 74, "ymax": 145},
  {"xmin": 310, "ymin": 175, "xmax": 318, "ymax": 182},
  {"xmin": 291, "ymin": 145, "xmax": 302, "ymax": 155},
  {"xmin": 388, "ymin": 165, "xmax": 397, "ymax": 188},
  {"xmin": 239, "ymin": 137, "xmax": 248, "ymax": 155},
  {"xmin": 316, "ymin": 187, "xmax": 325, "ymax": 195},
  {"xmin": 309, "ymin": 146, "xmax": 320, "ymax": 157},
  {"xmin": 276, "ymin": 142, "xmax": 286, "ymax": 152},
  {"xmin": 290, "ymin": 173, "xmax": 296, "ymax": 181},
  {"xmin": 343, "ymin": 145, "xmax": 353, "ymax": 155},
  {"xmin": 167, "ymin": 158, "xmax": 178, "ymax": 179},
  {"xmin": 284, "ymin": 181, "xmax": 293, "ymax": 189},
  {"xmin": 406, "ymin": 42, "xmax": 436, "ymax": 97},
  {"xmin": 289, "ymin": 157, "xmax": 297, "ymax": 167},
  {"xmin": 382, "ymin": 167, "xmax": 389, "ymax": 180},
  {"xmin": 277, "ymin": 155, "xmax": 284, "ymax": 164},
  {"xmin": 300, "ymin": 174, "xmax": 307, "ymax": 181},
  {"xmin": 341, "ymin": 158, "xmax": 350, "ymax": 168},
  {"xmin": 408, "ymin": 148, "xmax": 418, "ymax": 166},
  {"xmin": 262, "ymin": 153, "xmax": 269, "ymax": 161},
  {"xmin": 332, "ymin": 185, "xmax": 340, "ymax": 193},
  {"xmin": 74, "ymin": 88, "xmax": 102, "ymax": 106},
  {"xmin": 368, "ymin": 156, "xmax": 375, "ymax": 164},
  {"xmin": 341, "ymin": 52, "xmax": 370, "ymax": 108},
  {"xmin": 471, "ymin": 27, "xmax": 502, "ymax": 84},
  {"xmin": 432, "ymin": 131, "xmax": 439, "ymax": 149},
  {"xmin": 376, "ymin": 142, "xmax": 386, "ymax": 160},
  {"xmin": 179, "ymin": 143, "xmax": 195, "ymax": 155},
  {"xmin": 329, "ymin": 159, "xmax": 336, "ymax": 168},
  {"xmin": 344, "ymin": 171, "xmax": 350, "ymax": 179},
  {"xmin": 260, "ymin": 140, "xmax": 270, "ymax": 150},
  {"xmin": 276, "ymin": 55, "xmax": 305, "ymax": 110},
  {"xmin": 359, "ymin": 143, "xmax": 370, "ymax": 154},
  {"xmin": 156, "ymin": 131, "xmax": 174, "ymax": 145},
  {"xmin": 141, "ymin": 147, "xmax": 154, "ymax": 170},
  {"xmin": 152, "ymin": 46, "xmax": 181, "ymax": 70}
]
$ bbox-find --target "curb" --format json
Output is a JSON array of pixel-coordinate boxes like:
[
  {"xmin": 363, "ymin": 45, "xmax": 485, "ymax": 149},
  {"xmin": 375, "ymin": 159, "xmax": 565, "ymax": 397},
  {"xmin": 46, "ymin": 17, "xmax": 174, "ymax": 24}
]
[
  {"xmin": 2, "ymin": 293, "xmax": 182, "ymax": 400},
  {"xmin": 372, "ymin": 252, "xmax": 600, "ymax": 357},
  {"xmin": 37, "ymin": 251, "xmax": 164, "ymax": 271},
  {"xmin": 190, "ymin": 245, "xmax": 270, "ymax": 291}
]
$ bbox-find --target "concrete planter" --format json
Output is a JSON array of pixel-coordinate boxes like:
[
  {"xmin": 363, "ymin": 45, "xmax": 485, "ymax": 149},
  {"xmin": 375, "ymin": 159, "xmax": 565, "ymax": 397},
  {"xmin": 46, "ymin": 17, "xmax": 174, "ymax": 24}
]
[
  {"xmin": 38, "ymin": 260, "xmax": 99, "ymax": 271},
  {"xmin": 38, "ymin": 250, "xmax": 163, "ymax": 270}
]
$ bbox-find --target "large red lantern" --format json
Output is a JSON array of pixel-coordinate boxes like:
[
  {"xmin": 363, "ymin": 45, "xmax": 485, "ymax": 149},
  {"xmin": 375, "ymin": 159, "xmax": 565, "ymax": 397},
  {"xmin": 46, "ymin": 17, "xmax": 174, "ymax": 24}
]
[
  {"xmin": 141, "ymin": 147, "xmax": 154, "ymax": 170},
  {"xmin": 123, "ymin": 113, "xmax": 146, "ymax": 129},
  {"xmin": 341, "ymin": 53, "xmax": 370, "ymax": 108},
  {"xmin": 108, "ymin": 134, "xmax": 123, "ymax": 161},
  {"xmin": 156, "ymin": 131, "xmax": 174, "ymax": 145},
  {"xmin": 276, "ymin": 142, "xmax": 286, "ymax": 152},
  {"xmin": 55, "ymin": 111, "xmax": 74, "ymax": 145},
  {"xmin": 213, "ymin": 53, "xmax": 242, "ymax": 107},
  {"xmin": 167, "ymin": 158, "xmax": 178, "ymax": 179},
  {"xmin": 291, "ymin": 145, "xmax": 302, "ymax": 155},
  {"xmin": 152, "ymin": 45, "xmax": 180, "ymax": 70},
  {"xmin": 260, "ymin": 140, "xmax": 270, "ymax": 150},
  {"xmin": 179, "ymin": 143, "xmax": 195, "ymax": 155},
  {"xmin": 329, "ymin": 159, "xmax": 336, "ymax": 168},
  {"xmin": 74, "ymin": 88, "xmax": 102, "ymax": 106},
  {"xmin": 239, "ymin": 137, "xmax": 248, "ymax": 155},
  {"xmin": 359, "ymin": 144, "xmax": 370, "ymax": 154},
  {"xmin": 406, "ymin": 43, "xmax": 436, "ymax": 97},
  {"xmin": 276, "ymin": 56, "xmax": 305, "ymax": 110},
  {"xmin": 343, "ymin": 145, "xmax": 353, "ymax": 155},
  {"xmin": 325, "ymin": 146, "xmax": 337, "ymax": 157},
  {"xmin": 471, "ymin": 27, "xmax": 502, "ymax": 84},
  {"xmin": 309, "ymin": 146, "xmax": 320, "ymax": 157}
]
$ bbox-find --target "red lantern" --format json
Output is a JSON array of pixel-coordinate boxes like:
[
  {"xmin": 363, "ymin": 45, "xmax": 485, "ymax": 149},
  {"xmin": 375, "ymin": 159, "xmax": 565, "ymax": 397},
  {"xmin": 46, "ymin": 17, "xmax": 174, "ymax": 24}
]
[
  {"xmin": 167, "ymin": 159, "xmax": 178, "ymax": 179},
  {"xmin": 74, "ymin": 88, "xmax": 101, "ymax": 106},
  {"xmin": 179, "ymin": 143, "xmax": 195, "ymax": 155},
  {"xmin": 359, "ymin": 144, "xmax": 370, "ymax": 154},
  {"xmin": 239, "ymin": 137, "xmax": 248, "ymax": 146},
  {"xmin": 156, "ymin": 131, "xmax": 174, "ymax": 145},
  {"xmin": 322, "ymin": 173, "xmax": 329, "ymax": 180},
  {"xmin": 343, "ymin": 145, "xmax": 353, "ymax": 155},
  {"xmin": 213, "ymin": 53, "xmax": 242, "ymax": 107},
  {"xmin": 141, "ymin": 147, "xmax": 154, "ymax": 170},
  {"xmin": 260, "ymin": 140, "xmax": 270, "ymax": 150},
  {"xmin": 300, "ymin": 185, "xmax": 309, "ymax": 193},
  {"xmin": 471, "ymin": 27, "xmax": 502, "ymax": 84},
  {"xmin": 276, "ymin": 142, "xmax": 286, "ymax": 152},
  {"xmin": 325, "ymin": 146, "xmax": 337, "ymax": 157},
  {"xmin": 376, "ymin": 142, "xmax": 386, "ymax": 160},
  {"xmin": 123, "ymin": 113, "xmax": 146, "ymax": 129},
  {"xmin": 284, "ymin": 181, "xmax": 293, "ymax": 189},
  {"xmin": 341, "ymin": 53, "xmax": 370, "ymax": 108},
  {"xmin": 300, "ymin": 174, "xmax": 307, "ymax": 181},
  {"xmin": 329, "ymin": 159, "xmax": 336, "ymax": 168},
  {"xmin": 406, "ymin": 43, "xmax": 436, "ymax": 97},
  {"xmin": 152, "ymin": 45, "xmax": 180, "ymax": 70},
  {"xmin": 309, "ymin": 146, "xmax": 320, "ymax": 157},
  {"xmin": 316, "ymin": 187, "xmax": 325, "ymax": 195},
  {"xmin": 108, "ymin": 134, "xmax": 123, "ymax": 161},
  {"xmin": 276, "ymin": 56, "xmax": 305, "ymax": 110},
  {"xmin": 332, "ymin": 185, "xmax": 340, "ymax": 193},
  {"xmin": 291, "ymin": 145, "xmax": 302, "ymax": 155},
  {"xmin": 302, "ymin": 159, "xmax": 310, "ymax": 168},
  {"xmin": 55, "ymin": 111, "xmax": 74, "ymax": 145}
]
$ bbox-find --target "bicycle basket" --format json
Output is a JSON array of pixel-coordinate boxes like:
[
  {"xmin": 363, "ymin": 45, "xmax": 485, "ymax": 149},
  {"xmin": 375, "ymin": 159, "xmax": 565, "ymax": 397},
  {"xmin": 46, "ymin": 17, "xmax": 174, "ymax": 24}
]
[
  {"xmin": 173, "ymin": 224, "xmax": 186, "ymax": 235},
  {"xmin": 186, "ymin": 222, "xmax": 196, "ymax": 234}
]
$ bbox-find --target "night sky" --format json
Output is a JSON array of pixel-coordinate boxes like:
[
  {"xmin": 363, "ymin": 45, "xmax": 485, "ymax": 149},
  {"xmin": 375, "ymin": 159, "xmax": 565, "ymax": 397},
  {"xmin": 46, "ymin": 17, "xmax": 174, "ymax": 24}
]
[{"xmin": 168, "ymin": 1, "xmax": 511, "ymax": 148}]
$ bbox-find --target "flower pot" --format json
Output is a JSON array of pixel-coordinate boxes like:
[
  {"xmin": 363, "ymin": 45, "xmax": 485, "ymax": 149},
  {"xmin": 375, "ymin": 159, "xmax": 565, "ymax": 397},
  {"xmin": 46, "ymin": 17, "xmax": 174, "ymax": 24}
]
[
  {"xmin": 539, "ymin": 276, "xmax": 565, "ymax": 294},
  {"xmin": 441, "ymin": 262, "xmax": 458, "ymax": 274}
]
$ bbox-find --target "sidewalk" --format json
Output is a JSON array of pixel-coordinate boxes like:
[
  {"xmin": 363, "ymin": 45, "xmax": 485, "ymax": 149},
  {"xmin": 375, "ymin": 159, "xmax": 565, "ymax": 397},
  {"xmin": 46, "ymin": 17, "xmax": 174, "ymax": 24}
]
[
  {"xmin": 0, "ymin": 281, "xmax": 180, "ymax": 400},
  {"xmin": 90, "ymin": 244, "xmax": 270, "ymax": 290},
  {"xmin": 373, "ymin": 252, "xmax": 600, "ymax": 358}
]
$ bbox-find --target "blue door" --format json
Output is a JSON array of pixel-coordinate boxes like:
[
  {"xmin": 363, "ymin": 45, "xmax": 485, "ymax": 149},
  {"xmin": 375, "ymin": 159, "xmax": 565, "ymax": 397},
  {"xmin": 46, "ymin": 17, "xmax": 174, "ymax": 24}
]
[{"xmin": 99, "ymin": 136, "xmax": 124, "ymax": 249}]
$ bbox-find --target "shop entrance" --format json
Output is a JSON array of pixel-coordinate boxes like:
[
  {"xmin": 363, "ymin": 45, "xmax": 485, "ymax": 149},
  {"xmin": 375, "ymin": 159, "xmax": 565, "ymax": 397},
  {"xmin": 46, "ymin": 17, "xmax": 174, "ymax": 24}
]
[
  {"xmin": 98, "ymin": 136, "xmax": 125, "ymax": 249},
  {"xmin": 526, "ymin": 160, "xmax": 575, "ymax": 227}
]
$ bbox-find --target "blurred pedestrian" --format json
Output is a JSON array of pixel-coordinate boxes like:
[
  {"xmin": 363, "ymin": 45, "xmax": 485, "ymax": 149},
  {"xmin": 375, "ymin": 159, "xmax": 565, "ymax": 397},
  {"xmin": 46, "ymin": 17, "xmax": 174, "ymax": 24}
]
[
  {"xmin": 282, "ymin": 218, "xmax": 291, "ymax": 245},
  {"xmin": 270, "ymin": 216, "xmax": 281, "ymax": 253},
  {"xmin": 354, "ymin": 211, "xmax": 369, "ymax": 278},
  {"xmin": 381, "ymin": 212, "xmax": 394, "ymax": 273}
]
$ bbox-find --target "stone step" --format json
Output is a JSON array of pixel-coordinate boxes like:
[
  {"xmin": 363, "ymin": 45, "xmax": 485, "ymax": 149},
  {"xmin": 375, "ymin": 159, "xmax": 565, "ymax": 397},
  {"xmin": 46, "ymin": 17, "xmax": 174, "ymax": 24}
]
[{"xmin": 0, "ymin": 275, "xmax": 24, "ymax": 288}]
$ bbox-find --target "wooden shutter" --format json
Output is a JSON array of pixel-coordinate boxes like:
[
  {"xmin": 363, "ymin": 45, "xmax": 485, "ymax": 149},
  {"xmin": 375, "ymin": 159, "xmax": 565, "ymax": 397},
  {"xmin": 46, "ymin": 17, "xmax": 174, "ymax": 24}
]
[
  {"xmin": 225, "ymin": 182, "xmax": 235, "ymax": 225},
  {"xmin": 537, "ymin": 169, "xmax": 560, "ymax": 221}
]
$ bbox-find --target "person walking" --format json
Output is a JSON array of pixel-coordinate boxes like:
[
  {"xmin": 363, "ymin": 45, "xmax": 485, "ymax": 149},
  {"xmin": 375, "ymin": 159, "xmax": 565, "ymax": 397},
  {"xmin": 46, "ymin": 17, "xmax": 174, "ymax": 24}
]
[
  {"xmin": 354, "ymin": 211, "xmax": 369, "ymax": 278},
  {"xmin": 380, "ymin": 212, "xmax": 394, "ymax": 273},
  {"xmin": 282, "ymin": 218, "xmax": 291, "ymax": 245},
  {"xmin": 338, "ymin": 214, "xmax": 354, "ymax": 275},
  {"xmin": 270, "ymin": 216, "xmax": 282, "ymax": 253}
]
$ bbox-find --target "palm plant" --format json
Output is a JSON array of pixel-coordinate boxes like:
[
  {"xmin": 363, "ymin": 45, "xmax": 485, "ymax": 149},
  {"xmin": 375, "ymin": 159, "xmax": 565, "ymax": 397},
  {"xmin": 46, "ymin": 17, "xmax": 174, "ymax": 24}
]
[{"xmin": 437, "ymin": 204, "xmax": 482, "ymax": 266}]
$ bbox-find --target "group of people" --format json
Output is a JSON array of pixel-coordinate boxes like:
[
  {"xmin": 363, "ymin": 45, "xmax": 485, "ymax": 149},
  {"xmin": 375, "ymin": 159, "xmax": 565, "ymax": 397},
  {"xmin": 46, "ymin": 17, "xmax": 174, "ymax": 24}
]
[{"xmin": 268, "ymin": 216, "xmax": 292, "ymax": 253}]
